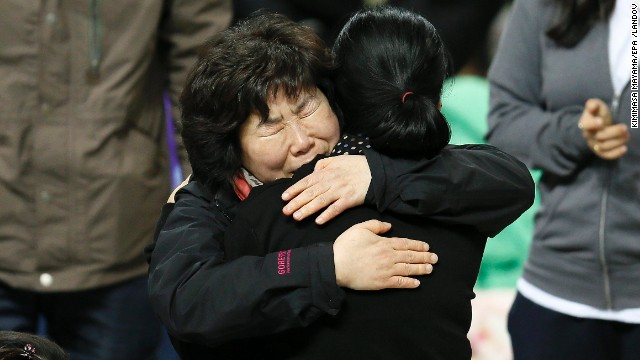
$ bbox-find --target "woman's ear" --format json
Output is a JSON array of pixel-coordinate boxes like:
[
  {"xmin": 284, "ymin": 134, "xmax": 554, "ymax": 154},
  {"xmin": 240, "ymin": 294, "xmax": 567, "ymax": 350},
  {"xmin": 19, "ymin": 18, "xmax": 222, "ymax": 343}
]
[{"xmin": 438, "ymin": 100, "xmax": 442, "ymax": 110}]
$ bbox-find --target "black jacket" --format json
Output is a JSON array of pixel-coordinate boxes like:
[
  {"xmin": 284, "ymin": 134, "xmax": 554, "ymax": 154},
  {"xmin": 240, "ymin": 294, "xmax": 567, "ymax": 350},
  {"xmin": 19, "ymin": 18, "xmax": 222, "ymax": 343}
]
[
  {"xmin": 146, "ymin": 145, "xmax": 534, "ymax": 355},
  {"xmin": 218, "ymin": 158, "xmax": 486, "ymax": 359}
]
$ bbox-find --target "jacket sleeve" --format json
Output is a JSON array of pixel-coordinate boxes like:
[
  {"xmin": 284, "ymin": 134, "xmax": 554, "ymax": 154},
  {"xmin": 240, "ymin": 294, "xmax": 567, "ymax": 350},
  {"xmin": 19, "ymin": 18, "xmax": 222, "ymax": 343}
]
[
  {"xmin": 485, "ymin": 0, "xmax": 592, "ymax": 178},
  {"xmin": 365, "ymin": 144, "xmax": 535, "ymax": 237},
  {"xmin": 147, "ymin": 184, "xmax": 344, "ymax": 346},
  {"xmin": 159, "ymin": 0, "xmax": 233, "ymax": 173}
]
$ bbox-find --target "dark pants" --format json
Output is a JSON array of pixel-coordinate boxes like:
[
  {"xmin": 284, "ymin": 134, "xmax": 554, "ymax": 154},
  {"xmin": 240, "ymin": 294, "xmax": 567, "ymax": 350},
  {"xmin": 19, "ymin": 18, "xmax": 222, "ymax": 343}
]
[
  {"xmin": 509, "ymin": 292, "xmax": 640, "ymax": 360},
  {"xmin": 0, "ymin": 276, "xmax": 162, "ymax": 360}
]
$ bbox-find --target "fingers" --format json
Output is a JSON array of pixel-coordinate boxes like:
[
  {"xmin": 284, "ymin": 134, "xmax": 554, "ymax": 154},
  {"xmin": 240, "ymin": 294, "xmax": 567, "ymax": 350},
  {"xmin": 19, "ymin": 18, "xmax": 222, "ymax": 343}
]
[
  {"xmin": 594, "ymin": 124, "xmax": 629, "ymax": 142},
  {"xmin": 580, "ymin": 98, "xmax": 629, "ymax": 161},
  {"xmin": 396, "ymin": 249, "xmax": 438, "ymax": 265},
  {"xmin": 333, "ymin": 221, "xmax": 436, "ymax": 290},
  {"xmin": 383, "ymin": 253, "xmax": 437, "ymax": 289},
  {"xmin": 283, "ymin": 155, "xmax": 370, "ymax": 222},
  {"xmin": 595, "ymin": 145, "xmax": 628, "ymax": 160},
  {"xmin": 314, "ymin": 200, "xmax": 347, "ymax": 225},
  {"xmin": 287, "ymin": 185, "xmax": 356, "ymax": 223},
  {"xmin": 282, "ymin": 177, "xmax": 318, "ymax": 217},
  {"xmin": 386, "ymin": 276, "xmax": 421, "ymax": 289},
  {"xmin": 585, "ymin": 98, "xmax": 612, "ymax": 124},
  {"xmin": 579, "ymin": 99, "xmax": 612, "ymax": 131},
  {"xmin": 281, "ymin": 157, "xmax": 333, "ymax": 202},
  {"xmin": 283, "ymin": 180, "xmax": 363, "ymax": 222},
  {"xmin": 595, "ymin": 137, "xmax": 629, "ymax": 152},
  {"xmin": 389, "ymin": 240, "xmax": 437, "ymax": 289},
  {"xmin": 281, "ymin": 177, "xmax": 340, "ymax": 219},
  {"xmin": 282, "ymin": 174, "xmax": 314, "ymax": 203},
  {"xmin": 377, "ymin": 250, "xmax": 437, "ymax": 289},
  {"xmin": 355, "ymin": 219, "xmax": 392, "ymax": 235},
  {"xmin": 389, "ymin": 237, "xmax": 430, "ymax": 252},
  {"xmin": 583, "ymin": 123, "xmax": 630, "ymax": 160},
  {"xmin": 584, "ymin": 98, "xmax": 603, "ymax": 116},
  {"xmin": 392, "ymin": 262, "xmax": 434, "ymax": 277},
  {"xmin": 579, "ymin": 116, "xmax": 604, "ymax": 131},
  {"xmin": 285, "ymin": 187, "xmax": 333, "ymax": 220}
]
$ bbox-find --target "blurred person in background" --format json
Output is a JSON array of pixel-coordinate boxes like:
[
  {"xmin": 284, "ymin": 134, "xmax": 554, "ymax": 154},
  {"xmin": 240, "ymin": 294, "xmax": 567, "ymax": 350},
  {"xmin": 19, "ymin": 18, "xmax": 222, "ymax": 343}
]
[
  {"xmin": 487, "ymin": 0, "xmax": 638, "ymax": 359},
  {"xmin": 0, "ymin": 1, "xmax": 231, "ymax": 360}
]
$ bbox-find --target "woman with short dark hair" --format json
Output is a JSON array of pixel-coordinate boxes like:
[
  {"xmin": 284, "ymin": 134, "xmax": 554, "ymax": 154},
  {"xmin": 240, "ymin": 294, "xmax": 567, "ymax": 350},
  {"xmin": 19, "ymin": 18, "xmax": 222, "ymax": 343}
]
[{"xmin": 180, "ymin": 12, "xmax": 339, "ymax": 189}]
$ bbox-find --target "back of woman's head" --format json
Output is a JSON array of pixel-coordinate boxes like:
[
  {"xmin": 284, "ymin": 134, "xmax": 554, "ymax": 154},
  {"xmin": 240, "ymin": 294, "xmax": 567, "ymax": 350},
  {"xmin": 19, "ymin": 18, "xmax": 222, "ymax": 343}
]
[
  {"xmin": 333, "ymin": 6, "xmax": 451, "ymax": 159},
  {"xmin": 0, "ymin": 331, "xmax": 68, "ymax": 360},
  {"xmin": 180, "ymin": 11, "xmax": 335, "ymax": 190}
]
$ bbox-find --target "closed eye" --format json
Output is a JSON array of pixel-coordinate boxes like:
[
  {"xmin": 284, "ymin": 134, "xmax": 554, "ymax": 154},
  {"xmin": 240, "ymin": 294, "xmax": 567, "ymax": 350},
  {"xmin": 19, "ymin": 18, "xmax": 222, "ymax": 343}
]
[
  {"xmin": 260, "ymin": 122, "xmax": 285, "ymax": 136},
  {"xmin": 299, "ymin": 98, "xmax": 320, "ymax": 118}
]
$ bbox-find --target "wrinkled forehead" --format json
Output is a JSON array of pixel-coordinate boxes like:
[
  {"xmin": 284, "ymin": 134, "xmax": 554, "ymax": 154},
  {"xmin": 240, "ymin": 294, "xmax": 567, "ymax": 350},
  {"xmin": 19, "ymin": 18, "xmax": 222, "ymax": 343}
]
[
  {"xmin": 266, "ymin": 84, "xmax": 317, "ymax": 103},
  {"xmin": 254, "ymin": 86, "xmax": 320, "ymax": 121}
]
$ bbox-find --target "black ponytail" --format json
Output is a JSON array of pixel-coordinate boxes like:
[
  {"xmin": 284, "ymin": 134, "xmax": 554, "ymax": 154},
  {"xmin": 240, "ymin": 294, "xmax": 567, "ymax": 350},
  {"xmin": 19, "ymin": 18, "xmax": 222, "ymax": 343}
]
[
  {"xmin": 356, "ymin": 93, "xmax": 449, "ymax": 159},
  {"xmin": 333, "ymin": 6, "xmax": 451, "ymax": 159}
]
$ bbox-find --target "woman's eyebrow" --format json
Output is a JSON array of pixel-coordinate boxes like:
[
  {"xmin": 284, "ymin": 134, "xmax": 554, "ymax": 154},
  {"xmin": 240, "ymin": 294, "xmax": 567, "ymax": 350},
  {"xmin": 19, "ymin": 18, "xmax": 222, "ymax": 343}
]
[
  {"xmin": 263, "ymin": 93, "xmax": 317, "ymax": 123},
  {"xmin": 293, "ymin": 94, "xmax": 316, "ymax": 114}
]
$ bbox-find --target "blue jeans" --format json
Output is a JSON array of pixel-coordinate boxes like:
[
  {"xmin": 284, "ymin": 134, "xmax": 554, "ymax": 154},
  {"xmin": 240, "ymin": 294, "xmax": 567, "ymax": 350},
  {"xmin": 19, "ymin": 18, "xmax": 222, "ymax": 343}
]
[{"xmin": 0, "ymin": 276, "xmax": 162, "ymax": 360}]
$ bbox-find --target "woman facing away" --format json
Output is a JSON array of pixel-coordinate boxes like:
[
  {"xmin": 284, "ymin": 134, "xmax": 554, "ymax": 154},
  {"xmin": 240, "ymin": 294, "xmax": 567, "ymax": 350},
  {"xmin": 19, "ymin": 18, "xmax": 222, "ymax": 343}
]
[
  {"xmin": 146, "ymin": 8, "xmax": 535, "ymax": 358},
  {"xmin": 487, "ymin": 0, "xmax": 638, "ymax": 358}
]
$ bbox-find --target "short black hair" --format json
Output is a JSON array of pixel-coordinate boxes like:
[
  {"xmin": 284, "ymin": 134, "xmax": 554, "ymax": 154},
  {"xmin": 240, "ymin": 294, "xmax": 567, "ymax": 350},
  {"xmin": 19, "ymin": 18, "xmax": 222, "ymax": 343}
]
[
  {"xmin": 333, "ymin": 6, "xmax": 452, "ymax": 159},
  {"xmin": 180, "ymin": 11, "xmax": 336, "ymax": 191}
]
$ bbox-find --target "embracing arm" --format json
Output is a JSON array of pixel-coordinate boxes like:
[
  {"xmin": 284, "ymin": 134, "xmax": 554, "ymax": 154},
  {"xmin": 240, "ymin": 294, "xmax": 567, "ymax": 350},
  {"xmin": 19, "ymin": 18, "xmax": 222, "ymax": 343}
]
[
  {"xmin": 365, "ymin": 145, "xmax": 535, "ymax": 237},
  {"xmin": 147, "ymin": 181, "xmax": 434, "ymax": 345},
  {"xmin": 147, "ymin": 183, "xmax": 343, "ymax": 346},
  {"xmin": 282, "ymin": 147, "xmax": 534, "ymax": 238}
]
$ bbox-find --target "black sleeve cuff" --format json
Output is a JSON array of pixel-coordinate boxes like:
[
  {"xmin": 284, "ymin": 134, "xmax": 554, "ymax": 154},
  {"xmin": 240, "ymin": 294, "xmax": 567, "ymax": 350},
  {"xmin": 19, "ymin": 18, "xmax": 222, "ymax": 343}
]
[{"xmin": 308, "ymin": 243, "xmax": 345, "ymax": 316}]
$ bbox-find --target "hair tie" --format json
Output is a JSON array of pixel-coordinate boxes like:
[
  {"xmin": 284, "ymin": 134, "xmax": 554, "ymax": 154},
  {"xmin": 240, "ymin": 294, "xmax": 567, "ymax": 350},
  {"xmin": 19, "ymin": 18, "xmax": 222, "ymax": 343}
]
[{"xmin": 401, "ymin": 92, "xmax": 414, "ymax": 104}]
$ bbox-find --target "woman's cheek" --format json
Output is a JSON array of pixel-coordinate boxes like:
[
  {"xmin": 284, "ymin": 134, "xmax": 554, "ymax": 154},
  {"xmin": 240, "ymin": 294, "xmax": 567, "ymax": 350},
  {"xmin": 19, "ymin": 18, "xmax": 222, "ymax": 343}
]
[
  {"xmin": 327, "ymin": 117, "xmax": 341, "ymax": 149},
  {"xmin": 260, "ymin": 138, "xmax": 289, "ymax": 170}
]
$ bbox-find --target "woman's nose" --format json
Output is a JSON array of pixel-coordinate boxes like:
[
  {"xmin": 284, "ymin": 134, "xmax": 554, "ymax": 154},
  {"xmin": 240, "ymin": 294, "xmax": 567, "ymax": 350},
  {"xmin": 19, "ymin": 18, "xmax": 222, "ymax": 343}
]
[{"xmin": 289, "ymin": 123, "xmax": 314, "ymax": 155}]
